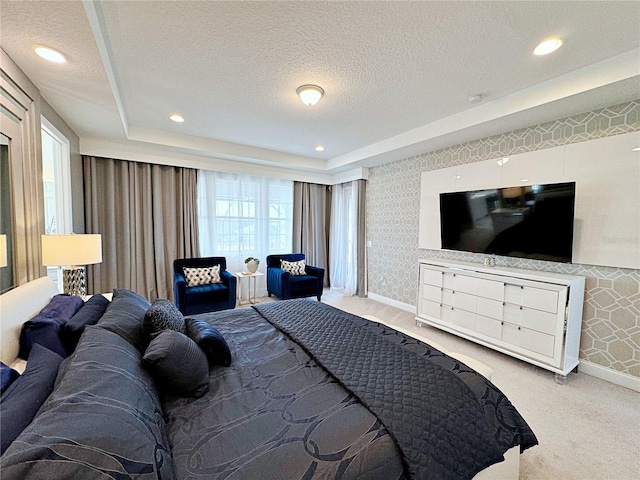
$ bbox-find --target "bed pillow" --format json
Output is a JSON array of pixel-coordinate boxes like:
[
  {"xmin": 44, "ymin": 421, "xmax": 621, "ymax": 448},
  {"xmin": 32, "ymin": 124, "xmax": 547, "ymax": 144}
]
[
  {"xmin": 97, "ymin": 289, "xmax": 151, "ymax": 351},
  {"xmin": 62, "ymin": 294, "xmax": 111, "ymax": 354},
  {"xmin": 185, "ymin": 317, "xmax": 232, "ymax": 367},
  {"xmin": 280, "ymin": 259, "xmax": 306, "ymax": 275},
  {"xmin": 0, "ymin": 345, "xmax": 64, "ymax": 455},
  {"xmin": 18, "ymin": 318, "xmax": 67, "ymax": 359},
  {"xmin": 18, "ymin": 294, "xmax": 85, "ymax": 359},
  {"xmin": 0, "ymin": 362, "xmax": 20, "ymax": 395},
  {"xmin": 143, "ymin": 299, "xmax": 186, "ymax": 340},
  {"xmin": 35, "ymin": 294, "xmax": 84, "ymax": 321},
  {"xmin": 183, "ymin": 265, "xmax": 221, "ymax": 286},
  {"xmin": 142, "ymin": 330, "xmax": 209, "ymax": 398}
]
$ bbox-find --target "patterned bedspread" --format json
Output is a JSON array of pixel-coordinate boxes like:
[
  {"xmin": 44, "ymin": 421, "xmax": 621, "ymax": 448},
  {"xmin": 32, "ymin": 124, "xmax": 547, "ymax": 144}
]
[
  {"xmin": 163, "ymin": 307, "xmax": 405, "ymax": 480},
  {"xmin": 165, "ymin": 300, "xmax": 536, "ymax": 480}
]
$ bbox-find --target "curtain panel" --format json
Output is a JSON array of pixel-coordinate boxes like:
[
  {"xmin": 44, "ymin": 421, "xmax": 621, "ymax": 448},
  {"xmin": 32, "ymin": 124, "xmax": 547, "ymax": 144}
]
[
  {"xmin": 329, "ymin": 179, "xmax": 367, "ymax": 297},
  {"xmin": 83, "ymin": 156, "xmax": 199, "ymax": 300},
  {"xmin": 292, "ymin": 182, "xmax": 331, "ymax": 287}
]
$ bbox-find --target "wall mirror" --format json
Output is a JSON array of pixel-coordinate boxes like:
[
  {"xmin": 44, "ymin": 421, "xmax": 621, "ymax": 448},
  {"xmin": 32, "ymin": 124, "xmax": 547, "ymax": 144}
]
[{"xmin": 0, "ymin": 132, "xmax": 15, "ymax": 292}]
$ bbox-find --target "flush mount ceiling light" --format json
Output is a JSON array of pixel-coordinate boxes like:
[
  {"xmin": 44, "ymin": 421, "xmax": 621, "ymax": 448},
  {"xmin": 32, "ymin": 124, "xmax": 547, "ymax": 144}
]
[
  {"xmin": 314, "ymin": 145, "xmax": 325, "ymax": 152},
  {"xmin": 534, "ymin": 38, "xmax": 563, "ymax": 56},
  {"xmin": 297, "ymin": 85, "xmax": 324, "ymax": 106},
  {"xmin": 169, "ymin": 114, "xmax": 185, "ymax": 123},
  {"xmin": 496, "ymin": 157, "xmax": 510, "ymax": 166},
  {"xmin": 468, "ymin": 94, "xmax": 483, "ymax": 104},
  {"xmin": 34, "ymin": 45, "xmax": 66, "ymax": 63}
]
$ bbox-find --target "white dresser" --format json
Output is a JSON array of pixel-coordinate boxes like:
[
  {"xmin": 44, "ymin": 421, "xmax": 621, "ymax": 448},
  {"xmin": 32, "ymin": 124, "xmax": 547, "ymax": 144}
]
[{"xmin": 416, "ymin": 259, "xmax": 585, "ymax": 378}]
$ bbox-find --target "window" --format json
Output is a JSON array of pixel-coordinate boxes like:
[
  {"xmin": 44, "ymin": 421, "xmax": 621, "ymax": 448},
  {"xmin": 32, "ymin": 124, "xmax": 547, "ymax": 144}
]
[
  {"xmin": 198, "ymin": 171, "xmax": 293, "ymax": 288},
  {"xmin": 41, "ymin": 117, "xmax": 71, "ymax": 284}
]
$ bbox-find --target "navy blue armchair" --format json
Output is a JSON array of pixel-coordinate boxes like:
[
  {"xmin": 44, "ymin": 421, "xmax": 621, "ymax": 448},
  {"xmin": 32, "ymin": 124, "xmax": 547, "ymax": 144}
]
[
  {"xmin": 173, "ymin": 257, "xmax": 237, "ymax": 315},
  {"xmin": 266, "ymin": 253, "xmax": 324, "ymax": 301}
]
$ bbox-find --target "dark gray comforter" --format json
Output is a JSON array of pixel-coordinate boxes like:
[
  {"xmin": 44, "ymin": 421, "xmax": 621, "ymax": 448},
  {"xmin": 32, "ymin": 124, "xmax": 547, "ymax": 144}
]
[
  {"xmin": 163, "ymin": 307, "xmax": 405, "ymax": 480},
  {"xmin": 165, "ymin": 300, "xmax": 536, "ymax": 480}
]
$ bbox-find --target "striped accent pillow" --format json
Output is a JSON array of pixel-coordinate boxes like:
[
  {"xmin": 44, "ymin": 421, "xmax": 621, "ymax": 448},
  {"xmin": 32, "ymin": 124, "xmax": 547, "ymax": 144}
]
[
  {"xmin": 281, "ymin": 259, "xmax": 306, "ymax": 276},
  {"xmin": 183, "ymin": 265, "xmax": 221, "ymax": 287}
]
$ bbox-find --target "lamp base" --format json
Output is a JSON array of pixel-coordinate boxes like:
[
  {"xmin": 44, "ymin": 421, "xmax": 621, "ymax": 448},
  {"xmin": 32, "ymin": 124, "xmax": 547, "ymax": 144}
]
[{"xmin": 62, "ymin": 266, "xmax": 86, "ymax": 296}]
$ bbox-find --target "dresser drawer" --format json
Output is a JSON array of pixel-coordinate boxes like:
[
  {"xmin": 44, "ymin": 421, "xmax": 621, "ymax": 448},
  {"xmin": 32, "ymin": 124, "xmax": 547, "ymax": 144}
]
[
  {"xmin": 475, "ymin": 278, "xmax": 504, "ymax": 301},
  {"xmin": 420, "ymin": 299, "xmax": 442, "ymax": 318},
  {"xmin": 505, "ymin": 283, "xmax": 559, "ymax": 313},
  {"xmin": 475, "ymin": 314, "xmax": 502, "ymax": 340},
  {"xmin": 421, "ymin": 267, "xmax": 444, "ymax": 287},
  {"xmin": 422, "ymin": 284, "xmax": 442, "ymax": 303},
  {"xmin": 476, "ymin": 296, "xmax": 503, "ymax": 320}
]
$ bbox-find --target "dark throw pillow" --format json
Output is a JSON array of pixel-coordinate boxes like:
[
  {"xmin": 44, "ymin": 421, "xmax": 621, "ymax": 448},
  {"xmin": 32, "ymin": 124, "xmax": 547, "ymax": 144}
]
[
  {"xmin": 97, "ymin": 289, "xmax": 151, "ymax": 351},
  {"xmin": 144, "ymin": 299, "xmax": 186, "ymax": 340},
  {"xmin": 0, "ymin": 362, "xmax": 20, "ymax": 395},
  {"xmin": 62, "ymin": 294, "xmax": 111, "ymax": 354},
  {"xmin": 185, "ymin": 317, "xmax": 232, "ymax": 367},
  {"xmin": 19, "ymin": 319, "xmax": 67, "ymax": 359},
  {"xmin": 142, "ymin": 330, "xmax": 209, "ymax": 398},
  {"xmin": 18, "ymin": 294, "xmax": 85, "ymax": 359},
  {"xmin": 0, "ymin": 345, "xmax": 64, "ymax": 455}
]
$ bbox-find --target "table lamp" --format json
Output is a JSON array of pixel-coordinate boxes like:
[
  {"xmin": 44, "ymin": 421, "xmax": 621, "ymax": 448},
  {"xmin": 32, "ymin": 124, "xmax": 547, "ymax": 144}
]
[
  {"xmin": 41, "ymin": 234, "xmax": 102, "ymax": 296},
  {"xmin": 0, "ymin": 234, "xmax": 6, "ymax": 268}
]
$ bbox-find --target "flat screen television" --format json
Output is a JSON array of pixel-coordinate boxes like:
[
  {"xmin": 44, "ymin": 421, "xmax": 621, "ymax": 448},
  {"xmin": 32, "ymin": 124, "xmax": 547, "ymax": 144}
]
[{"xmin": 440, "ymin": 181, "xmax": 576, "ymax": 263}]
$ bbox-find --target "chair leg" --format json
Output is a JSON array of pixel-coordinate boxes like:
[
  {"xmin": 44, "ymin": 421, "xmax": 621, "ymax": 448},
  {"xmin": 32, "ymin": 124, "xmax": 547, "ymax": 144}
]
[
  {"xmin": 268, "ymin": 292, "xmax": 271, "ymax": 297},
  {"xmin": 317, "ymin": 295, "xmax": 321, "ymax": 301}
]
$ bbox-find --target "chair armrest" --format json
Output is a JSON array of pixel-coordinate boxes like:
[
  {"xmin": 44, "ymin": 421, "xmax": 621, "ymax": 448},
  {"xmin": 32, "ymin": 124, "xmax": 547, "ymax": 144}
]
[
  {"xmin": 174, "ymin": 272, "xmax": 187, "ymax": 312},
  {"xmin": 220, "ymin": 269, "xmax": 235, "ymax": 287},
  {"xmin": 305, "ymin": 265, "xmax": 325, "ymax": 282},
  {"xmin": 267, "ymin": 267, "xmax": 290, "ymax": 298}
]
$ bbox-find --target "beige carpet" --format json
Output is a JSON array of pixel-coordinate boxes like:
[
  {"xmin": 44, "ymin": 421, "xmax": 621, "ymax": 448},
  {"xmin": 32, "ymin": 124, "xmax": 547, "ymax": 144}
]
[{"xmin": 284, "ymin": 290, "xmax": 640, "ymax": 480}]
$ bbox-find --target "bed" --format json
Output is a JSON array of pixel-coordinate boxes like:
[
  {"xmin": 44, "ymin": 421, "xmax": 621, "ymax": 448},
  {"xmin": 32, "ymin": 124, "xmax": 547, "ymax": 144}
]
[{"xmin": 0, "ymin": 278, "xmax": 537, "ymax": 479}]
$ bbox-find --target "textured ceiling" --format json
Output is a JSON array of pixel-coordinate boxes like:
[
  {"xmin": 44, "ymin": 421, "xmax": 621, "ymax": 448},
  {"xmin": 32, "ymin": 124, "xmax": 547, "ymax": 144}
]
[{"xmin": 1, "ymin": 1, "xmax": 639, "ymax": 177}]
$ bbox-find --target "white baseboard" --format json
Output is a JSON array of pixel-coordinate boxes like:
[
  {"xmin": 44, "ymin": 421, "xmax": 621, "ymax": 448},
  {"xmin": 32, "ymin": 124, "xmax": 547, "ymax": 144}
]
[
  {"xmin": 366, "ymin": 292, "xmax": 416, "ymax": 314},
  {"xmin": 579, "ymin": 360, "xmax": 640, "ymax": 392}
]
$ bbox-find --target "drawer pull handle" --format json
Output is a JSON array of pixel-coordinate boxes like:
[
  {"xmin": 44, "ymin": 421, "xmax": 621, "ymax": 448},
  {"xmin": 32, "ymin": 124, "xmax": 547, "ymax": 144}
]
[
  {"xmin": 518, "ymin": 326, "xmax": 521, "ymax": 330},
  {"xmin": 501, "ymin": 321, "xmax": 504, "ymax": 325},
  {"xmin": 519, "ymin": 306, "xmax": 523, "ymax": 310},
  {"xmin": 451, "ymin": 307, "xmax": 454, "ymax": 310},
  {"xmin": 520, "ymin": 286, "xmax": 524, "ymax": 289},
  {"xmin": 502, "ymin": 302, "xmax": 505, "ymax": 306}
]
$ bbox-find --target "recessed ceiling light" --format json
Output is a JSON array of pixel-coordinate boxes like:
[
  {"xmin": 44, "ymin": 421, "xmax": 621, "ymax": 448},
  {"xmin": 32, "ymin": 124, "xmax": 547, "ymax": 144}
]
[
  {"xmin": 34, "ymin": 46, "xmax": 66, "ymax": 63},
  {"xmin": 496, "ymin": 157, "xmax": 509, "ymax": 166},
  {"xmin": 468, "ymin": 94, "xmax": 483, "ymax": 104},
  {"xmin": 534, "ymin": 38, "xmax": 563, "ymax": 56},
  {"xmin": 632, "ymin": 147, "xmax": 640, "ymax": 152},
  {"xmin": 169, "ymin": 114, "xmax": 184, "ymax": 123},
  {"xmin": 454, "ymin": 175, "xmax": 462, "ymax": 179},
  {"xmin": 315, "ymin": 145, "xmax": 325, "ymax": 152},
  {"xmin": 520, "ymin": 178, "xmax": 529, "ymax": 182}
]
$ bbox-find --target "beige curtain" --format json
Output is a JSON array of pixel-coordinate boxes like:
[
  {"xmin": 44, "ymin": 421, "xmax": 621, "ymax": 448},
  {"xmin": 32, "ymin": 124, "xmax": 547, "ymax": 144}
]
[
  {"xmin": 292, "ymin": 182, "xmax": 331, "ymax": 287},
  {"xmin": 83, "ymin": 156, "xmax": 199, "ymax": 300}
]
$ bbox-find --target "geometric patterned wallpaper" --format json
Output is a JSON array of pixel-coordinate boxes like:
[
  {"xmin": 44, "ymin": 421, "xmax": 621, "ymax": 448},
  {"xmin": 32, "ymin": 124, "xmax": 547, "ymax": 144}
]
[{"xmin": 367, "ymin": 100, "xmax": 640, "ymax": 378}]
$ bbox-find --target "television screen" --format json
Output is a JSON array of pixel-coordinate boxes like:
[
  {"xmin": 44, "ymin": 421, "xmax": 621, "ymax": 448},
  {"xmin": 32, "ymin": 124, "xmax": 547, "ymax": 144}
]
[{"xmin": 440, "ymin": 182, "xmax": 576, "ymax": 263}]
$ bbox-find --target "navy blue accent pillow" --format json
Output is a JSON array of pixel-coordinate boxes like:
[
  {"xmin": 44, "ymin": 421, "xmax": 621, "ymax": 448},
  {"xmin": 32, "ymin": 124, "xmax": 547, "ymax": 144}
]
[
  {"xmin": 62, "ymin": 294, "xmax": 110, "ymax": 354},
  {"xmin": 37, "ymin": 294, "xmax": 84, "ymax": 321},
  {"xmin": 0, "ymin": 345, "xmax": 64, "ymax": 454},
  {"xmin": 142, "ymin": 330, "xmax": 209, "ymax": 398},
  {"xmin": 19, "ymin": 319, "xmax": 67, "ymax": 359},
  {"xmin": 97, "ymin": 289, "xmax": 151, "ymax": 351},
  {"xmin": 0, "ymin": 362, "xmax": 20, "ymax": 395},
  {"xmin": 185, "ymin": 317, "xmax": 232, "ymax": 367},
  {"xmin": 18, "ymin": 294, "xmax": 84, "ymax": 359}
]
